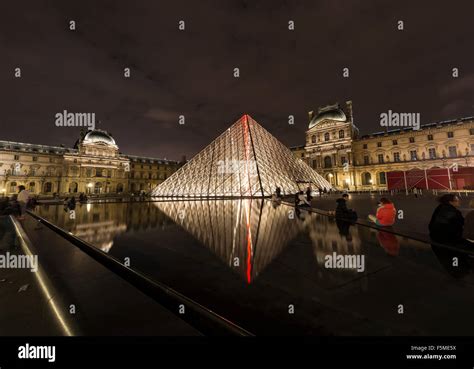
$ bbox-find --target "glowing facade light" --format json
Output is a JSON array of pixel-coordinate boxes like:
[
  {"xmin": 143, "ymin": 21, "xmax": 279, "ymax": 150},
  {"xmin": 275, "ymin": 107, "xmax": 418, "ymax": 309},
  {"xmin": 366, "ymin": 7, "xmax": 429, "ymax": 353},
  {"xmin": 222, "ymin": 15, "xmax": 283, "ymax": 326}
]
[{"xmin": 152, "ymin": 115, "xmax": 332, "ymax": 198}]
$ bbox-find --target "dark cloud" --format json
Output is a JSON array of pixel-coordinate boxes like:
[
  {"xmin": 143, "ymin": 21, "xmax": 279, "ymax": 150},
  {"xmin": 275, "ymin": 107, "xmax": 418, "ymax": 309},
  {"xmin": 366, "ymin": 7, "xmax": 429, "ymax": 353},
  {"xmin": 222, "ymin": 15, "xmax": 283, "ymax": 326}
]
[{"xmin": 1, "ymin": 0, "xmax": 473, "ymax": 160}]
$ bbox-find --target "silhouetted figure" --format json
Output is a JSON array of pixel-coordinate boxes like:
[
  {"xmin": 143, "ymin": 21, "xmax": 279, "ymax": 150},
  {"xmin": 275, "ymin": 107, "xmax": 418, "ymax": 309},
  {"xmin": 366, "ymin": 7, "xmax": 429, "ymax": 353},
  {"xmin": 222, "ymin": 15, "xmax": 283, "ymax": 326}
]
[
  {"xmin": 306, "ymin": 187, "xmax": 312, "ymax": 203},
  {"xmin": 0, "ymin": 197, "xmax": 13, "ymax": 216},
  {"xmin": 335, "ymin": 193, "xmax": 357, "ymax": 221},
  {"xmin": 68, "ymin": 197, "xmax": 76, "ymax": 210},
  {"xmin": 429, "ymin": 194, "xmax": 465, "ymax": 245},
  {"xmin": 275, "ymin": 187, "xmax": 281, "ymax": 199},
  {"xmin": 464, "ymin": 199, "xmax": 474, "ymax": 243}
]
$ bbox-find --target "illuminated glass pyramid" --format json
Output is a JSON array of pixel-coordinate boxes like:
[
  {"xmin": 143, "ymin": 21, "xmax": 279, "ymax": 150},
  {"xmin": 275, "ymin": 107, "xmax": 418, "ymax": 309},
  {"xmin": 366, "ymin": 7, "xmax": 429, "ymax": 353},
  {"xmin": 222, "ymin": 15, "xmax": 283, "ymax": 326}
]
[{"xmin": 152, "ymin": 115, "xmax": 332, "ymax": 197}]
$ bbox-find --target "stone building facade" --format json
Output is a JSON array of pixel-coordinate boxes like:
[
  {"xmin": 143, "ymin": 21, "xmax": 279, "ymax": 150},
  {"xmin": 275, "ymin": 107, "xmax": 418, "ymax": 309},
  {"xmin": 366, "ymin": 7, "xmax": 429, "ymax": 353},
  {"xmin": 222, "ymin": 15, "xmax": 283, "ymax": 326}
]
[
  {"xmin": 0, "ymin": 129, "xmax": 180, "ymax": 196},
  {"xmin": 293, "ymin": 101, "xmax": 474, "ymax": 191}
]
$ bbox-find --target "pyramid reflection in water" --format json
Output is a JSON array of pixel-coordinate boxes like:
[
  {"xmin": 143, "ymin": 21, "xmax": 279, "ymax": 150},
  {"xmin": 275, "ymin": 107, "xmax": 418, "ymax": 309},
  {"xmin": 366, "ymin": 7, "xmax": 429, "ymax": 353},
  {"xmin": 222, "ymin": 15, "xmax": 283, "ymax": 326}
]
[
  {"xmin": 152, "ymin": 115, "xmax": 332, "ymax": 198},
  {"xmin": 154, "ymin": 199, "xmax": 302, "ymax": 283}
]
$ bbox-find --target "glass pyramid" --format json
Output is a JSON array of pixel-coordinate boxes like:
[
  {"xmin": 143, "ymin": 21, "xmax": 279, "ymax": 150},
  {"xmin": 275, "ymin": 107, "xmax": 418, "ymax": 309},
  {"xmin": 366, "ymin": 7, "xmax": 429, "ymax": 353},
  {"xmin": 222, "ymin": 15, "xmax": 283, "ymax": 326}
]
[{"xmin": 152, "ymin": 114, "xmax": 332, "ymax": 198}]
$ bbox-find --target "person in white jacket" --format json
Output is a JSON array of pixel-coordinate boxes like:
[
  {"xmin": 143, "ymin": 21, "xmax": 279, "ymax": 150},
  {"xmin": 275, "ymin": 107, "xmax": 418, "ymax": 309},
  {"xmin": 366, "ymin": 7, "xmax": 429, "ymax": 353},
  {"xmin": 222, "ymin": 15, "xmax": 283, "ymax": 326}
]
[{"xmin": 17, "ymin": 185, "xmax": 30, "ymax": 219}]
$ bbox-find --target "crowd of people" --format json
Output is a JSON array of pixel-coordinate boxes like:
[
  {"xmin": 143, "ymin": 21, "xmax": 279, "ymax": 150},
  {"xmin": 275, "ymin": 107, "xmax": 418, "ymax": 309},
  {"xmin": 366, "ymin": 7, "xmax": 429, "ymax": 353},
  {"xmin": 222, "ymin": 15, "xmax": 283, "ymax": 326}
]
[
  {"xmin": 0, "ymin": 186, "xmax": 38, "ymax": 218},
  {"xmin": 274, "ymin": 185, "xmax": 473, "ymax": 248}
]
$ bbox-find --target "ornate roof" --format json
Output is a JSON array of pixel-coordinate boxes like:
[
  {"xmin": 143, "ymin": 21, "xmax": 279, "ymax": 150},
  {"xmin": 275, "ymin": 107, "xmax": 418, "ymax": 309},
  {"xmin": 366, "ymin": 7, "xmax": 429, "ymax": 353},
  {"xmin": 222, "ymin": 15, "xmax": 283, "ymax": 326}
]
[{"xmin": 309, "ymin": 104, "xmax": 347, "ymax": 129}]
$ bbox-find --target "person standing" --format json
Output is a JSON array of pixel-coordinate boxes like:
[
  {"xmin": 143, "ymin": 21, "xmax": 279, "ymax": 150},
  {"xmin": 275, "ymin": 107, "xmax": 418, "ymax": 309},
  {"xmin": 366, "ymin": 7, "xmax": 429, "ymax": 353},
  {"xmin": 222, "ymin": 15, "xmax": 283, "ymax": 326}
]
[
  {"xmin": 17, "ymin": 185, "xmax": 30, "ymax": 220},
  {"xmin": 305, "ymin": 186, "xmax": 312, "ymax": 203},
  {"xmin": 463, "ymin": 199, "xmax": 474, "ymax": 244},
  {"xmin": 429, "ymin": 194, "xmax": 464, "ymax": 244}
]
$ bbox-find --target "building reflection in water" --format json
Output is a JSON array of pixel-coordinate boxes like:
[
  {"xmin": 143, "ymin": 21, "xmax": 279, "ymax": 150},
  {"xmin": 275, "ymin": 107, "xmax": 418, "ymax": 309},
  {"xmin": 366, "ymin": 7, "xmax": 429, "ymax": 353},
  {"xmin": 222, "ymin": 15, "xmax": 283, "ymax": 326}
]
[
  {"xmin": 34, "ymin": 200, "xmax": 432, "ymax": 287},
  {"xmin": 155, "ymin": 200, "xmax": 371, "ymax": 284},
  {"xmin": 34, "ymin": 202, "xmax": 174, "ymax": 252}
]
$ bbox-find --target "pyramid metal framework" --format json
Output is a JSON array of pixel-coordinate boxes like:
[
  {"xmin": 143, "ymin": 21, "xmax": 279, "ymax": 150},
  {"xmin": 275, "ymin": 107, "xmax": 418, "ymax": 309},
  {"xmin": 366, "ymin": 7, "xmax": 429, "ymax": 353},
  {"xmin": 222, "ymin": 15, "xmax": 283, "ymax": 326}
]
[{"xmin": 152, "ymin": 115, "xmax": 333, "ymax": 198}]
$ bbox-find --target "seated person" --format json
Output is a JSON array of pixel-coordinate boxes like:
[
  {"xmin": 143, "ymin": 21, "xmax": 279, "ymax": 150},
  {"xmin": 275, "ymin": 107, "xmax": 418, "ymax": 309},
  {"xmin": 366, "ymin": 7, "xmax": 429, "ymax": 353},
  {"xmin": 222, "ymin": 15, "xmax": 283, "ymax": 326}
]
[
  {"xmin": 335, "ymin": 193, "xmax": 357, "ymax": 220},
  {"xmin": 368, "ymin": 198, "xmax": 396, "ymax": 226},
  {"xmin": 296, "ymin": 191, "xmax": 311, "ymax": 207}
]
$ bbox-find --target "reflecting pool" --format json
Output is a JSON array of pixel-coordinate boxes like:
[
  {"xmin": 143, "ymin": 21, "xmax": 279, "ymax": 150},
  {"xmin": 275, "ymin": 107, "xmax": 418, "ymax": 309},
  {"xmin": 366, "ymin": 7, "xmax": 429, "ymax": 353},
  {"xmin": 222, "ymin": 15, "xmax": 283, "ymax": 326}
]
[{"xmin": 34, "ymin": 200, "xmax": 474, "ymax": 335}]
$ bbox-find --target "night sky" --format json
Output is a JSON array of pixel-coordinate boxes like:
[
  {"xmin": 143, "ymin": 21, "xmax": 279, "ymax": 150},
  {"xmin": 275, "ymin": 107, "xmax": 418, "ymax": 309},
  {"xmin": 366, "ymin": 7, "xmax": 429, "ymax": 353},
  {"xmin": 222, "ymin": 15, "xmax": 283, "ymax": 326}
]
[{"xmin": 1, "ymin": 0, "xmax": 473, "ymax": 161}]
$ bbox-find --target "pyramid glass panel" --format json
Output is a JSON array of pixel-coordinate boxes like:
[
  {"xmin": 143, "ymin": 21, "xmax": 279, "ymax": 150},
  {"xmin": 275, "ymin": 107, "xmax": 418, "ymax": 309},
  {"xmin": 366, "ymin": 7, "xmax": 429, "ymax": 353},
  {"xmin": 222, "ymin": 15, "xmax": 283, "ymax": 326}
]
[{"xmin": 152, "ymin": 115, "xmax": 332, "ymax": 198}]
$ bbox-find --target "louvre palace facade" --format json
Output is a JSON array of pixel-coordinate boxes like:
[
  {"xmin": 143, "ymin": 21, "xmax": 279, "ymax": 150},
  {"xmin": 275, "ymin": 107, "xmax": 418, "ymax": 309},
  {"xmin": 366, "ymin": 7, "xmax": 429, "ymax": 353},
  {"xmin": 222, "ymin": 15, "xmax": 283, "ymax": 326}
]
[
  {"xmin": 0, "ymin": 129, "xmax": 180, "ymax": 197},
  {"xmin": 292, "ymin": 101, "xmax": 474, "ymax": 191}
]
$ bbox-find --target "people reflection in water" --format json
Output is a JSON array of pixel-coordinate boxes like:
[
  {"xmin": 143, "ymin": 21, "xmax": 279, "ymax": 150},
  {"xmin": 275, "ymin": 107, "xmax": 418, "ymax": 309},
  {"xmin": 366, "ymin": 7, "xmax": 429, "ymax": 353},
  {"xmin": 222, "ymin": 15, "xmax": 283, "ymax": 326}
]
[
  {"xmin": 376, "ymin": 230, "xmax": 400, "ymax": 256},
  {"xmin": 79, "ymin": 193, "xmax": 88, "ymax": 203},
  {"xmin": 429, "ymin": 194, "xmax": 468, "ymax": 246},
  {"xmin": 335, "ymin": 218, "xmax": 354, "ymax": 240},
  {"xmin": 64, "ymin": 197, "xmax": 76, "ymax": 212},
  {"xmin": 271, "ymin": 187, "xmax": 282, "ymax": 206}
]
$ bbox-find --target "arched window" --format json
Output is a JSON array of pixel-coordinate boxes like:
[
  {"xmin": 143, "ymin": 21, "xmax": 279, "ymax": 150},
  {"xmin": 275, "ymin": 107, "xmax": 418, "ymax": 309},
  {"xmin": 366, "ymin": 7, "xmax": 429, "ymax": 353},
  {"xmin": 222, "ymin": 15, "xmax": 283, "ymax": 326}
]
[
  {"xmin": 9, "ymin": 182, "xmax": 17, "ymax": 193},
  {"xmin": 339, "ymin": 130, "xmax": 345, "ymax": 139},
  {"xmin": 324, "ymin": 156, "xmax": 332, "ymax": 168},
  {"xmin": 116, "ymin": 183, "xmax": 124, "ymax": 193},
  {"xmin": 361, "ymin": 172, "xmax": 372, "ymax": 185},
  {"xmin": 44, "ymin": 182, "xmax": 52, "ymax": 193},
  {"xmin": 311, "ymin": 135, "xmax": 316, "ymax": 143},
  {"xmin": 69, "ymin": 182, "xmax": 78, "ymax": 193},
  {"xmin": 324, "ymin": 132, "xmax": 330, "ymax": 141}
]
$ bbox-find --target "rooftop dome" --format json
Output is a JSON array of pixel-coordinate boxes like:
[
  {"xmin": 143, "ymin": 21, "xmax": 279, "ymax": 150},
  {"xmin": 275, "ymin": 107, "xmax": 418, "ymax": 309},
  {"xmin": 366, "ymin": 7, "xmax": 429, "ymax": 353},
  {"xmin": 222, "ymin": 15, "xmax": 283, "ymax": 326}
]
[
  {"xmin": 309, "ymin": 104, "xmax": 347, "ymax": 129},
  {"xmin": 83, "ymin": 130, "xmax": 116, "ymax": 146}
]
